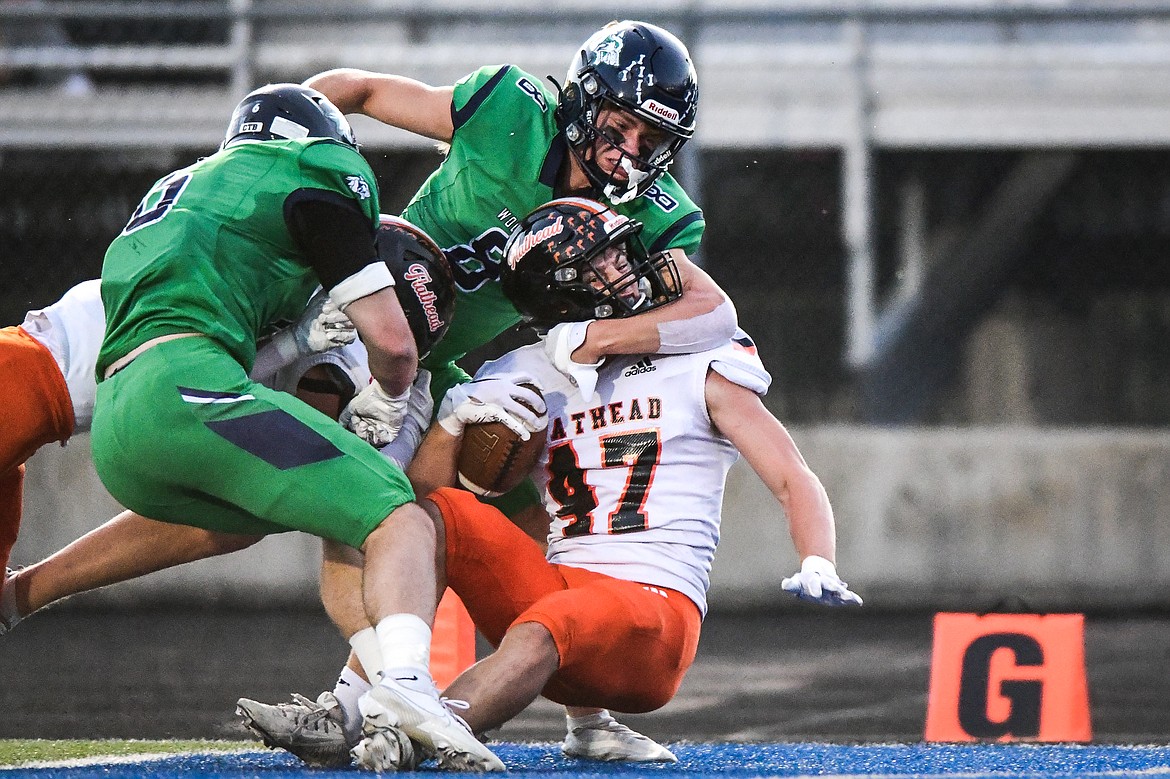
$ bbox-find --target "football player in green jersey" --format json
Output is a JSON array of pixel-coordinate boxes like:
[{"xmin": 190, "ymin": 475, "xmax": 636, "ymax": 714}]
[
  {"xmin": 308, "ymin": 19, "xmax": 736, "ymax": 426},
  {"xmin": 238, "ymin": 20, "xmax": 733, "ymax": 766},
  {"xmin": 89, "ymin": 82, "xmax": 506, "ymax": 771},
  {"xmin": 258, "ymin": 19, "xmax": 729, "ymax": 763}
]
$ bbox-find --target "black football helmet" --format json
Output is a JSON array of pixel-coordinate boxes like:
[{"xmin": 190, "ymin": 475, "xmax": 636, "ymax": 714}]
[
  {"xmin": 554, "ymin": 20, "xmax": 698, "ymax": 204},
  {"xmin": 377, "ymin": 215, "xmax": 456, "ymax": 359},
  {"xmin": 501, "ymin": 197, "xmax": 682, "ymax": 326},
  {"xmin": 223, "ymin": 83, "xmax": 357, "ymax": 149}
]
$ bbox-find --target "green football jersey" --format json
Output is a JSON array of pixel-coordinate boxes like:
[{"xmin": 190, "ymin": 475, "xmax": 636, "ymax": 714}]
[
  {"xmin": 403, "ymin": 64, "xmax": 705, "ymax": 380},
  {"xmin": 97, "ymin": 138, "xmax": 379, "ymax": 378}
]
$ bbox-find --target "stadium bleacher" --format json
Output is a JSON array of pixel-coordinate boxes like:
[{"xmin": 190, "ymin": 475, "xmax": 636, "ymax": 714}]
[{"xmin": 3, "ymin": 2, "xmax": 1170, "ymax": 149}]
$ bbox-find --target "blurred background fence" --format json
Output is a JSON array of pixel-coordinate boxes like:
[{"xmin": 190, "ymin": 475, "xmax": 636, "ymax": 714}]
[{"xmin": 4, "ymin": 0, "xmax": 1170, "ymax": 611}]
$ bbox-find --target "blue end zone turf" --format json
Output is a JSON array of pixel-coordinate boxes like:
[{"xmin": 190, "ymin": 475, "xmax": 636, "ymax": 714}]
[{"xmin": 4, "ymin": 742, "xmax": 1170, "ymax": 778}]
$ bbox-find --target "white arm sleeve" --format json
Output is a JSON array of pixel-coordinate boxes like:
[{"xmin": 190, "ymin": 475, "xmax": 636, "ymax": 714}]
[
  {"xmin": 330, "ymin": 262, "xmax": 395, "ymax": 310},
  {"xmin": 249, "ymin": 333, "xmax": 298, "ymax": 383},
  {"xmin": 656, "ymin": 298, "xmax": 738, "ymax": 355}
]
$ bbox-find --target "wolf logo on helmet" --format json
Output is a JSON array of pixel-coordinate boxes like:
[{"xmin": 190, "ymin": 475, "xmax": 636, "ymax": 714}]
[{"xmin": 592, "ymin": 34, "xmax": 623, "ymax": 68}]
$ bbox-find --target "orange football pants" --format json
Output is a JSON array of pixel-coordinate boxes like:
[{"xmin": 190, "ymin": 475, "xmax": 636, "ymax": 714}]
[
  {"xmin": 429, "ymin": 487, "xmax": 701, "ymax": 713},
  {"xmin": 0, "ymin": 326, "xmax": 75, "ymax": 571}
]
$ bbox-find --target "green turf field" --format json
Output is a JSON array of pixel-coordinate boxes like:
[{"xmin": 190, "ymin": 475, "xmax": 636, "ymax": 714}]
[{"xmin": 0, "ymin": 739, "xmax": 258, "ymax": 767}]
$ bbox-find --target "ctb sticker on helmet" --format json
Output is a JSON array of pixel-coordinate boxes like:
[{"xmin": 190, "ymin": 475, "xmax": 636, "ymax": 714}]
[{"xmin": 223, "ymin": 83, "xmax": 359, "ymax": 150}]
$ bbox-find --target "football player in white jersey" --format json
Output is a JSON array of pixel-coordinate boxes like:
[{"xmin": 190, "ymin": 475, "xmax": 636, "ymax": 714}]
[
  {"xmin": 346, "ymin": 198, "xmax": 863, "ymax": 772},
  {"xmin": 2, "ymin": 279, "xmax": 104, "ymax": 575},
  {"xmin": 0, "ymin": 216, "xmax": 449, "ymax": 630},
  {"xmin": 3, "ymin": 219, "xmax": 669, "ymax": 769},
  {"xmin": 1, "ymin": 279, "xmax": 263, "ymax": 594}
]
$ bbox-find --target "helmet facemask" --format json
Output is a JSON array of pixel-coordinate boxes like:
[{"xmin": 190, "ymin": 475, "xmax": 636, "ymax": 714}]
[
  {"xmin": 567, "ymin": 93, "xmax": 688, "ymax": 205},
  {"xmin": 555, "ymin": 236, "xmax": 680, "ymax": 319}
]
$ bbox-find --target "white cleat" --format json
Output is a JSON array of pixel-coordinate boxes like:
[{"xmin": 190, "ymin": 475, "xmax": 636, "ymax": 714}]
[
  {"xmin": 351, "ymin": 708, "xmax": 420, "ymax": 773},
  {"xmin": 236, "ymin": 691, "xmax": 352, "ymax": 768},
  {"xmin": 0, "ymin": 569, "xmax": 23, "ymax": 636},
  {"xmin": 358, "ymin": 677, "xmax": 505, "ymax": 772},
  {"xmin": 562, "ymin": 710, "xmax": 678, "ymax": 763}
]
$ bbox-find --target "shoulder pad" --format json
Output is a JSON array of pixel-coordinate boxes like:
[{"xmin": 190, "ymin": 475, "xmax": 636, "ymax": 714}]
[{"xmin": 708, "ymin": 329, "xmax": 771, "ymax": 395}]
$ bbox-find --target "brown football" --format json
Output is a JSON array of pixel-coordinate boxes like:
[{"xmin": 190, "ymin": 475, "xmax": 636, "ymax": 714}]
[{"xmin": 456, "ymin": 383, "xmax": 547, "ymax": 498}]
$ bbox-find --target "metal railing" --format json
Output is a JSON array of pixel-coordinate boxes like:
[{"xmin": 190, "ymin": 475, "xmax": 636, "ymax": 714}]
[
  {"xmin": 5, "ymin": 1, "xmax": 1170, "ymax": 101},
  {"xmin": 5, "ymin": 0, "xmax": 1170, "ymax": 383}
]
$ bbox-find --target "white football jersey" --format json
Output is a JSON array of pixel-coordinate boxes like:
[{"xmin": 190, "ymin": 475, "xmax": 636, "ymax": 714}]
[
  {"xmin": 267, "ymin": 338, "xmax": 372, "ymax": 397},
  {"xmin": 20, "ymin": 279, "xmax": 105, "ymax": 432},
  {"xmin": 20, "ymin": 279, "xmax": 374, "ymax": 435},
  {"xmin": 474, "ymin": 329, "xmax": 771, "ymax": 616},
  {"xmin": 268, "ymin": 339, "xmax": 431, "ymax": 472}
]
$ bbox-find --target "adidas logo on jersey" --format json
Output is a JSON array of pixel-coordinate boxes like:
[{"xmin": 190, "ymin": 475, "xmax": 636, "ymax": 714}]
[{"xmin": 624, "ymin": 357, "xmax": 656, "ymax": 377}]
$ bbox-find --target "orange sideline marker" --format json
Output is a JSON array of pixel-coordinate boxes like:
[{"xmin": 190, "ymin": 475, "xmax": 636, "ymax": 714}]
[
  {"xmin": 430, "ymin": 588, "xmax": 476, "ymax": 689},
  {"xmin": 925, "ymin": 612, "xmax": 1091, "ymax": 742}
]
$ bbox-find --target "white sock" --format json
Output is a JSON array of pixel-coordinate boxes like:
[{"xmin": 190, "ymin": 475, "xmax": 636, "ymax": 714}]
[
  {"xmin": 348, "ymin": 627, "xmax": 384, "ymax": 682},
  {"xmin": 332, "ymin": 665, "xmax": 370, "ymax": 743},
  {"xmin": 375, "ymin": 613, "xmax": 432, "ymax": 690},
  {"xmin": 567, "ymin": 709, "xmax": 613, "ymax": 729}
]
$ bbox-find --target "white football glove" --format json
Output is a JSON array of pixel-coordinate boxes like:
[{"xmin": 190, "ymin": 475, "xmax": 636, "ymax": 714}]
[
  {"xmin": 378, "ymin": 370, "xmax": 433, "ymax": 470},
  {"xmin": 781, "ymin": 555, "xmax": 864, "ymax": 607},
  {"xmin": 542, "ymin": 320, "xmax": 602, "ymax": 401},
  {"xmin": 302, "ymin": 292, "xmax": 357, "ymax": 353},
  {"xmin": 438, "ymin": 378, "xmax": 547, "ymax": 441},
  {"xmin": 340, "ymin": 379, "xmax": 412, "ymax": 448},
  {"xmin": 270, "ymin": 289, "xmax": 357, "ymax": 362}
]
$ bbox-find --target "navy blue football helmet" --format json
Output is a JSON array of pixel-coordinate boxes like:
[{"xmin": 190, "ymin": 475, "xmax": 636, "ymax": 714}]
[
  {"xmin": 224, "ymin": 83, "xmax": 357, "ymax": 149},
  {"xmin": 554, "ymin": 21, "xmax": 699, "ymax": 204}
]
